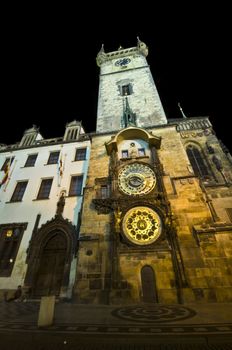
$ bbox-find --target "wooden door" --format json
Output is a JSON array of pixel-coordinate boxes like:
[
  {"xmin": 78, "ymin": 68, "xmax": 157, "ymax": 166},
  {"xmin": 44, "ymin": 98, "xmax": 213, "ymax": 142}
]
[
  {"xmin": 34, "ymin": 233, "xmax": 66, "ymax": 297},
  {"xmin": 141, "ymin": 265, "xmax": 158, "ymax": 303}
]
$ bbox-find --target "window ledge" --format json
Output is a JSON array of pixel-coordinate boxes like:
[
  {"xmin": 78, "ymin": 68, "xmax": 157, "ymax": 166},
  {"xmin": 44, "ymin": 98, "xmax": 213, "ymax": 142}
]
[
  {"xmin": 66, "ymin": 194, "xmax": 83, "ymax": 197},
  {"xmin": 5, "ymin": 200, "xmax": 23, "ymax": 204},
  {"xmin": 32, "ymin": 198, "xmax": 50, "ymax": 201},
  {"xmin": 20, "ymin": 166, "xmax": 35, "ymax": 168},
  {"xmin": 72, "ymin": 159, "xmax": 86, "ymax": 162}
]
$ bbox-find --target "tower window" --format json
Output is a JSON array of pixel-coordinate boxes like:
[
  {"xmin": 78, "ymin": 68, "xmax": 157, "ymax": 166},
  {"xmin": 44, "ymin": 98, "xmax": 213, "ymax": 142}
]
[
  {"xmin": 47, "ymin": 151, "xmax": 60, "ymax": 164},
  {"xmin": 24, "ymin": 154, "xmax": 38, "ymax": 167},
  {"xmin": 121, "ymin": 84, "xmax": 131, "ymax": 96},
  {"xmin": 138, "ymin": 148, "xmax": 146, "ymax": 156},
  {"xmin": 121, "ymin": 150, "xmax": 129, "ymax": 158},
  {"xmin": 186, "ymin": 146, "xmax": 209, "ymax": 177},
  {"xmin": 100, "ymin": 185, "xmax": 108, "ymax": 199},
  {"xmin": 75, "ymin": 148, "xmax": 87, "ymax": 161},
  {"xmin": 10, "ymin": 181, "xmax": 28, "ymax": 202},
  {"xmin": 37, "ymin": 179, "xmax": 53, "ymax": 199},
  {"xmin": 0, "ymin": 224, "xmax": 26, "ymax": 276},
  {"xmin": 69, "ymin": 175, "xmax": 83, "ymax": 196}
]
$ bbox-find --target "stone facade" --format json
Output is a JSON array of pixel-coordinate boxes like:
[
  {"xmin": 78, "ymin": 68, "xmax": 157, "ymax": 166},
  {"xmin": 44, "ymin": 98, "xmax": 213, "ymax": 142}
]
[{"xmin": 75, "ymin": 121, "xmax": 232, "ymax": 304}]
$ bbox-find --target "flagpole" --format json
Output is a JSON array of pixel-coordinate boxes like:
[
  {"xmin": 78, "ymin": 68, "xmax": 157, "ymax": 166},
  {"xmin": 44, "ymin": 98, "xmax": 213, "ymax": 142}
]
[{"xmin": 178, "ymin": 103, "xmax": 187, "ymax": 119}]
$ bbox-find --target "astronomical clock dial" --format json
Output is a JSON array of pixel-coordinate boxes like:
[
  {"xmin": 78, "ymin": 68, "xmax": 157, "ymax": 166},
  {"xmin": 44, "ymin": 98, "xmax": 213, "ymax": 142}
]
[
  {"xmin": 122, "ymin": 206, "xmax": 162, "ymax": 245},
  {"xmin": 118, "ymin": 163, "xmax": 156, "ymax": 196}
]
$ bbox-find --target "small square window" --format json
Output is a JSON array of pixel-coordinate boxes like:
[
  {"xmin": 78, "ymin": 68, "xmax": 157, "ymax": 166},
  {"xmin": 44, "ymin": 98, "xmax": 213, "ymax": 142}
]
[
  {"xmin": 122, "ymin": 84, "xmax": 131, "ymax": 96},
  {"xmin": 47, "ymin": 151, "xmax": 60, "ymax": 164},
  {"xmin": 138, "ymin": 148, "xmax": 146, "ymax": 156},
  {"xmin": 75, "ymin": 148, "xmax": 86, "ymax": 161},
  {"xmin": 121, "ymin": 150, "xmax": 129, "ymax": 158},
  {"xmin": 25, "ymin": 154, "xmax": 37, "ymax": 167},
  {"xmin": 37, "ymin": 179, "xmax": 53, "ymax": 199},
  {"xmin": 10, "ymin": 181, "xmax": 28, "ymax": 202}
]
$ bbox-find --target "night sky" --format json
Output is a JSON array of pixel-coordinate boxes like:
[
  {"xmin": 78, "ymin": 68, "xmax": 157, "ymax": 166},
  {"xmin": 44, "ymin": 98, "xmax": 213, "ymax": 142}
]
[{"xmin": 1, "ymin": 6, "xmax": 231, "ymax": 151}]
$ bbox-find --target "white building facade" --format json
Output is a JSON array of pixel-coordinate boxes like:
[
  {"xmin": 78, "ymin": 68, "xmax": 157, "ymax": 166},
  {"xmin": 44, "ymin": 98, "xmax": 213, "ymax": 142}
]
[{"xmin": 0, "ymin": 121, "xmax": 90, "ymax": 300}]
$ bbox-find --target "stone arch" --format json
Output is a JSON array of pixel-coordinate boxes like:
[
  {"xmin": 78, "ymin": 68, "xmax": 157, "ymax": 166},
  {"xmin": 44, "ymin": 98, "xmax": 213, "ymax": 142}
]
[
  {"xmin": 24, "ymin": 215, "xmax": 77, "ymax": 298},
  {"xmin": 105, "ymin": 127, "xmax": 161, "ymax": 155}
]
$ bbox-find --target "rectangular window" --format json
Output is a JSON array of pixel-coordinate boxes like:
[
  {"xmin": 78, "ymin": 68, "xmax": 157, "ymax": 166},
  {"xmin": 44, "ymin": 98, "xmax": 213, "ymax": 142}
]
[
  {"xmin": 24, "ymin": 154, "xmax": 38, "ymax": 167},
  {"xmin": 122, "ymin": 84, "xmax": 131, "ymax": 96},
  {"xmin": 1, "ymin": 157, "xmax": 14, "ymax": 172},
  {"xmin": 226, "ymin": 208, "xmax": 232, "ymax": 222},
  {"xmin": 37, "ymin": 178, "xmax": 53, "ymax": 199},
  {"xmin": 47, "ymin": 151, "xmax": 60, "ymax": 164},
  {"xmin": 121, "ymin": 150, "xmax": 129, "ymax": 158},
  {"xmin": 0, "ymin": 224, "xmax": 26, "ymax": 276},
  {"xmin": 138, "ymin": 148, "xmax": 146, "ymax": 156},
  {"xmin": 69, "ymin": 175, "xmax": 83, "ymax": 196},
  {"xmin": 10, "ymin": 181, "xmax": 28, "ymax": 202},
  {"xmin": 100, "ymin": 185, "xmax": 108, "ymax": 199},
  {"xmin": 75, "ymin": 148, "xmax": 87, "ymax": 161}
]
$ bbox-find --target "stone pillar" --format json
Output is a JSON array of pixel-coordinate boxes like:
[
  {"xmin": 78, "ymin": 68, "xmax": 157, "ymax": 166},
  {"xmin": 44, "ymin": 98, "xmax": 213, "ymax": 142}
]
[{"xmin": 38, "ymin": 295, "xmax": 55, "ymax": 327}]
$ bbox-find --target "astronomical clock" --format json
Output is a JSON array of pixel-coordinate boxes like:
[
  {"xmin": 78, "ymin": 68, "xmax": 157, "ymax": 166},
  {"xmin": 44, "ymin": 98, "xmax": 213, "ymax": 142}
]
[
  {"xmin": 118, "ymin": 163, "xmax": 156, "ymax": 196},
  {"xmin": 96, "ymin": 128, "xmax": 173, "ymax": 252}
]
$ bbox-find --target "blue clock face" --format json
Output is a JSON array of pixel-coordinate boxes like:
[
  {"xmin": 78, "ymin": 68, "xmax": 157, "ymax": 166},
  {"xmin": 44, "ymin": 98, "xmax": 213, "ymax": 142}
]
[{"xmin": 115, "ymin": 58, "xmax": 131, "ymax": 67}]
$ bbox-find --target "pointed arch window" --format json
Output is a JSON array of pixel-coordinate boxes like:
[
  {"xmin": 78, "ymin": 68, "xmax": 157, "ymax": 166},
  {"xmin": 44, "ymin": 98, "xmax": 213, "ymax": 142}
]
[{"xmin": 186, "ymin": 145, "xmax": 209, "ymax": 178}]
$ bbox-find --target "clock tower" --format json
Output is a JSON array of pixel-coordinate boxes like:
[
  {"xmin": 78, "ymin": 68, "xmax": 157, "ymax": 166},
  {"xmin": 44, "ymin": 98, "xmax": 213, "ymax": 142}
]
[
  {"xmin": 96, "ymin": 38, "xmax": 167, "ymax": 133},
  {"xmin": 74, "ymin": 40, "xmax": 232, "ymax": 306}
]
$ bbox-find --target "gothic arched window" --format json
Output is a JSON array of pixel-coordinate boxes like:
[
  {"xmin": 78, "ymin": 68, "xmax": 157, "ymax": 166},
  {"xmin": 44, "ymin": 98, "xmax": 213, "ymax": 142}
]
[{"xmin": 186, "ymin": 145, "xmax": 209, "ymax": 178}]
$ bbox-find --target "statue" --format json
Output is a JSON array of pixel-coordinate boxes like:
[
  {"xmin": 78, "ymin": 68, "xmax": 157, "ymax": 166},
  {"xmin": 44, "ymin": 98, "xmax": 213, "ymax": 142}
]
[
  {"xmin": 56, "ymin": 191, "xmax": 66, "ymax": 216},
  {"xmin": 129, "ymin": 143, "xmax": 137, "ymax": 158},
  {"xmin": 114, "ymin": 207, "xmax": 122, "ymax": 232}
]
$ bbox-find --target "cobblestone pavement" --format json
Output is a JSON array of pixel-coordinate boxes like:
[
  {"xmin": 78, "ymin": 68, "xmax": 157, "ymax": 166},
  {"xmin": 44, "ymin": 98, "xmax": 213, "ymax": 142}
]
[{"xmin": 0, "ymin": 301, "xmax": 232, "ymax": 349}]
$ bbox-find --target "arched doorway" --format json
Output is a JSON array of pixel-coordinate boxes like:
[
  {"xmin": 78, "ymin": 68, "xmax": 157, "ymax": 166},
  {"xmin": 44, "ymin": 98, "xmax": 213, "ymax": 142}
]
[
  {"xmin": 141, "ymin": 265, "xmax": 158, "ymax": 303},
  {"xmin": 34, "ymin": 232, "xmax": 67, "ymax": 297}
]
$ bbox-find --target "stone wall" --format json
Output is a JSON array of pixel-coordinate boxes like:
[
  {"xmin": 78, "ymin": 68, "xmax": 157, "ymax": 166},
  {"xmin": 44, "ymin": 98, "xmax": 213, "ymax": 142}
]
[{"xmin": 75, "ymin": 122, "xmax": 232, "ymax": 304}]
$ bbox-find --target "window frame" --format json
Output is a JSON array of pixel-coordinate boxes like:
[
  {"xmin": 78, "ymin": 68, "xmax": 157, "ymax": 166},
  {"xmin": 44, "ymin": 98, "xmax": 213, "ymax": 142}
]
[
  {"xmin": 121, "ymin": 84, "xmax": 132, "ymax": 96},
  {"xmin": 10, "ymin": 181, "xmax": 28, "ymax": 202},
  {"xmin": 36, "ymin": 178, "xmax": 53, "ymax": 200},
  {"xmin": 24, "ymin": 154, "xmax": 38, "ymax": 167},
  {"xmin": 121, "ymin": 150, "xmax": 129, "ymax": 158},
  {"xmin": 47, "ymin": 151, "xmax": 60, "ymax": 165},
  {"xmin": 69, "ymin": 175, "xmax": 84, "ymax": 196},
  {"xmin": 0, "ymin": 223, "xmax": 27, "ymax": 277},
  {"xmin": 186, "ymin": 145, "xmax": 209, "ymax": 178},
  {"xmin": 100, "ymin": 185, "xmax": 109, "ymax": 199},
  {"xmin": 138, "ymin": 148, "xmax": 146, "ymax": 157},
  {"xmin": 74, "ymin": 148, "xmax": 87, "ymax": 161}
]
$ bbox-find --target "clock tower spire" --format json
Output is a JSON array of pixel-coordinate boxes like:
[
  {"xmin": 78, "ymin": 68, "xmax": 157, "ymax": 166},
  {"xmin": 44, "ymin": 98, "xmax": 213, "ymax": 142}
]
[{"xmin": 96, "ymin": 39, "xmax": 167, "ymax": 133}]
